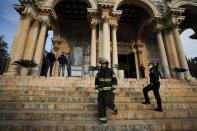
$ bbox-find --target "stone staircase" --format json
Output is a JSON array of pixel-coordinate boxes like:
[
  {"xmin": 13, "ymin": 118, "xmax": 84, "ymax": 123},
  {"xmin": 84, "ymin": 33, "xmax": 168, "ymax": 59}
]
[{"xmin": 0, "ymin": 76, "xmax": 196, "ymax": 131}]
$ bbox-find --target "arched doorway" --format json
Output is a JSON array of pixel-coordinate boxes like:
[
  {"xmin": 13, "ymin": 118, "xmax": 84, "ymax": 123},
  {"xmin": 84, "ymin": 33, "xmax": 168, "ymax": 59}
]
[
  {"xmin": 176, "ymin": 2, "xmax": 197, "ymax": 79},
  {"xmin": 51, "ymin": 0, "xmax": 92, "ymax": 76},
  {"xmin": 115, "ymin": 1, "xmax": 159, "ymax": 78}
]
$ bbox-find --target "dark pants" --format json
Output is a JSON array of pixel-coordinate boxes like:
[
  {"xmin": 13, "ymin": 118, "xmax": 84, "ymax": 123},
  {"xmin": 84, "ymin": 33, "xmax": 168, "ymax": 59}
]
[
  {"xmin": 67, "ymin": 64, "xmax": 71, "ymax": 77},
  {"xmin": 140, "ymin": 70, "xmax": 145, "ymax": 78},
  {"xmin": 97, "ymin": 91, "xmax": 116, "ymax": 118},
  {"xmin": 143, "ymin": 83, "xmax": 162, "ymax": 109},
  {"xmin": 46, "ymin": 61, "xmax": 54, "ymax": 76}
]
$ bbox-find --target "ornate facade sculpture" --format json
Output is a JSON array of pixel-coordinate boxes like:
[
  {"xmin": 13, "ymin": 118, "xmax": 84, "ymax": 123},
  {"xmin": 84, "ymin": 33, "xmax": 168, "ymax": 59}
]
[{"xmin": 6, "ymin": 0, "xmax": 197, "ymax": 79}]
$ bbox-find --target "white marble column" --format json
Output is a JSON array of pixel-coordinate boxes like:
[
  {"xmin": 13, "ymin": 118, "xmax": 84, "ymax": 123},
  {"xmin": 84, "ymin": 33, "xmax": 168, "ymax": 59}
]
[
  {"xmin": 102, "ymin": 16, "xmax": 111, "ymax": 65},
  {"xmin": 33, "ymin": 22, "xmax": 48, "ymax": 75},
  {"xmin": 112, "ymin": 25, "xmax": 118, "ymax": 68},
  {"xmin": 156, "ymin": 30, "xmax": 171, "ymax": 78},
  {"xmin": 172, "ymin": 27, "xmax": 192, "ymax": 79},
  {"xmin": 90, "ymin": 23, "xmax": 97, "ymax": 66},
  {"xmin": 23, "ymin": 21, "xmax": 40, "ymax": 59}
]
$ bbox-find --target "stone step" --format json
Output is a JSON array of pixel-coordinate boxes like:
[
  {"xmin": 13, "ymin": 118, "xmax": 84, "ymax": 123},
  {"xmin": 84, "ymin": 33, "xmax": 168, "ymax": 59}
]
[
  {"xmin": 0, "ymin": 102, "xmax": 196, "ymax": 110},
  {"xmin": 0, "ymin": 119, "xmax": 196, "ymax": 131},
  {"xmin": 0, "ymin": 95, "xmax": 197, "ymax": 103},
  {"xmin": 0, "ymin": 85, "xmax": 195, "ymax": 91},
  {"xmin": 0, "ymin": 77, "xmax": 189, "ymax": 86},
  {"xmin": 0, "ymin": 90, "xmax": 196, "ymax": 97},
  {"xmin": 0, "ymin": 110, "xmax": 196, "ymax": 121}
]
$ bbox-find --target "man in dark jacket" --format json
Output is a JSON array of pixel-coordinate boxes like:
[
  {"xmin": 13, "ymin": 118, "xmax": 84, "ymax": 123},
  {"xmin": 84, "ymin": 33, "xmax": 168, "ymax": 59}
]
[
  {"xmin": 95, "ymin": 58, "xmax": 118, "ymax": 123},
  {"xmin": 140, "ymin": 64, "xmax": 145, "ymax": 78},
  {"xmin": 46, "ymin": 50, "xmax": 56, "ymax": 76},
  {"xmin": 58, "ymin": 52, "xmax": 68, "ymax": 77},
  {"xmin": 142, "ymin": 62, "xmax": 163, "ymax": 112}
]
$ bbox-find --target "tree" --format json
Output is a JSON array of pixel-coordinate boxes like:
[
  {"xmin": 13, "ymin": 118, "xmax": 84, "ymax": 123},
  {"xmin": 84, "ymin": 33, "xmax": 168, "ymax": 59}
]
[{"xmin": 0, "ymin": 35, "xmax": 9, "ymax": 75}]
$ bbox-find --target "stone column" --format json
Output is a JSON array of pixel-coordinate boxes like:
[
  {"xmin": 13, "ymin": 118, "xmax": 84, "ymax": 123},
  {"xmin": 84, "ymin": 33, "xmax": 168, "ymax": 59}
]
[
  {"xmin": 23, "ymin": 21, "xmax": 40, "ymax": 59},
  {"xmin": 7, "ymin": 16, "xmax": 25, "ymax": 74},
  {"xmin": 102, "ymin": 16, "xmax": 111, "ymax": 65},
  {"xmin": 163, "ymin": 30, "xmax": 182, "ymax": 79},
  {"xmin": 8, "ymin": 15, "xmax": 32, "ymax": 75},
  {"xmin": 90, "ymin": 23, "xmax": 97, "ymax": 66},
  {"xmin": 172, "ymin": 27, "xmax": 192, "ymax": 79},
  {"xmin": 111, "ymin": 24, "xmax": 118, "ymax": 68},
  {"xmin": 163, "ymin": 30, "xmax": 174, "ymax": 77},
  {"xmin": 155, "ymin": 24, "xmax": 171, "ymax": 78},
  {"xmin": 98, "ymin": 23, "xmax": 103, "ymax": 59},
  {"xmin": 33, "ymin": 22, "xmax": 48, "ymax": 75}
]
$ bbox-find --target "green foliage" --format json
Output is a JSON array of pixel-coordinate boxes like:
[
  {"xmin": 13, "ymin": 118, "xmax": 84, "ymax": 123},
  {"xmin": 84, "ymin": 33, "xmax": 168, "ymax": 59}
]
[
  {"xmin": 114, "ymin": 63, "xmax": 129, "ymax": 70},
  {"xmin": 89, "ymin": 66, "xmax": 99, "ymax": 71},
  {"xmin": 0, "ymin": 35, "xmax": 9, "ymax": 75},
  {"xmin": 172, "ymin": 67, "xmax": 188, "ymax": 72},
  {"xmin": 0, "ymin": 35, "xmax": 8, "ymax": 57},
  {"xmin": 12, "ymin": 59, "xmax": 38, "ymax": 68}
]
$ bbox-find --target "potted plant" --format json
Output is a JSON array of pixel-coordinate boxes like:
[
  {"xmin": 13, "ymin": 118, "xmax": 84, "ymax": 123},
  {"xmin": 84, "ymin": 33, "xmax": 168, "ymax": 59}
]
[
  {"xmin": 12, "ymin": 59, "xmax": 38, "ymax": 76},
  {"xmin": 89, "ymin": 66, "xmax": 99, "ymax": 77},
  {"xmin": 171, "ymin": 67, "xmax": 188, "ymax": 79},
  {"xmin": 114, "ymin": 63, "xmax": 129, "ymax": 78}
]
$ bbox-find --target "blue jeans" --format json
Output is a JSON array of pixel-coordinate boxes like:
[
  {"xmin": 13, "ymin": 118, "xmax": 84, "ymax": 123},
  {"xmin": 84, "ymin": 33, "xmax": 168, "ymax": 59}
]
[{"xmin": 58, "ymin": 64, "xmax": 65, "ymax": 77}]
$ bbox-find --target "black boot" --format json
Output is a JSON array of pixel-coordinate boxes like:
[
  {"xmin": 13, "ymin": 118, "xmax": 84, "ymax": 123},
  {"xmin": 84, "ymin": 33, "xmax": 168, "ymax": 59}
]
[{"xmin": 142, "ymin": 101, "xmax": 150, "ymax": 104}]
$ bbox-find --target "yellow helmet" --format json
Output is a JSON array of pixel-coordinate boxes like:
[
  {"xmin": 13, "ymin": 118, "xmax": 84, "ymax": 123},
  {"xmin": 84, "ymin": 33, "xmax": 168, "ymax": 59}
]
[{"xmin": 99, "ymin": 58, "xmax": 109, "ymax": 64}]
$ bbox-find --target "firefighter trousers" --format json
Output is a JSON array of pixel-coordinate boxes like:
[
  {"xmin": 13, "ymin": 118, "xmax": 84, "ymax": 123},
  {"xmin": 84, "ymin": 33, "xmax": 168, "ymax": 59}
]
[
  {"xmin": 143, "ymin": 83, "xmax": 162, "ymax": 109},
  {"xmin": 97, "ymin": 90, "xmax": 116, "ymax": 118}
]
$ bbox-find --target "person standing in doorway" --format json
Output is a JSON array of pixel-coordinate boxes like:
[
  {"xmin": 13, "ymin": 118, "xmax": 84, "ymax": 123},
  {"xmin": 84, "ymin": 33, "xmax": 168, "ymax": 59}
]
[
  {"xmin": 67, "ymin": 52, "xmax": 72, "ymax": 77},
  {"xmin": 142, "ymin": 62, "xmax": 163, "ymax": 112},
  {"xmin": 58, "ymin": 52, "xmax": 68, "ymax": 77},
  {"xmin": 46, "ymin": 50, "xmax": 56, "ymax": 76},
  {"xmin": 140, "ymin": 64, "xmax": 145, "ymax": 78},
  {"xmin": 95, "ymin": 58, "xmax": 118, "ymax": 123}
]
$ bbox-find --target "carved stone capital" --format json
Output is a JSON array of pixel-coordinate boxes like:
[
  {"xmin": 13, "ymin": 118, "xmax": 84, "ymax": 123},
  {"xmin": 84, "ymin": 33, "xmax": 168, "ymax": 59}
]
[
  {"xmin": 166, "ymin": 16, "xmax": 185, "ymax": 29},
  {"xmin": 111, "ymin": 23, "xmax": 118, "ymax": 29},
  {"xmin": 102, "ymin": 16, "xmax": 110, "ymax": 23},
  {"xmin": 153, "ymin": 17, "xmax": 164, "ymax": 32},
  {"xmin": 165, "ymin": 8, "xmax": 185, "ymax": 29},
  {"xmin": 35, "ymin": 15, "xmax": 50, "ymax": 26}
]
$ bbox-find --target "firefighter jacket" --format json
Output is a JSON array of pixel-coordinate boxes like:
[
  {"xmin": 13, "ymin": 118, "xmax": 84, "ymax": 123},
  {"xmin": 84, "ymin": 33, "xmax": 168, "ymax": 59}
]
[
  {"xmin": 95, "ymin": 67, "xmax": 118, "ymax": 91},
  {"xmin": 149, "ymin": 66, "xmax": 160, "ymax": 84}
]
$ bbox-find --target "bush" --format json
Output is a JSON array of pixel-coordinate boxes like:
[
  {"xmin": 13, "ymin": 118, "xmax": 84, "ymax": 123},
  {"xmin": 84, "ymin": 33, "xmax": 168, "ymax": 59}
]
[
  {"xmin": 89, "ymin": 66, "xmax": 99, "ymax": 71},
  {"xmin": 172, "ymin": 67, "xmax": 188, "ymax": 72},
  {"xmin": 12, "ymin": 59, "xmax": 38, "ymax": 68},
  {"xmin": 114, "ymin": 63, "xmax": 129, "ymax": 70}
]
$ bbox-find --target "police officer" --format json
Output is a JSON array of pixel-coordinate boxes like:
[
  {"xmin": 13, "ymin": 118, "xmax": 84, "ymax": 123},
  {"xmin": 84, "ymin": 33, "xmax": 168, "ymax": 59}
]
[
  {"xmin": 142, "ymin": 62, "xmax": 163, "ymax": 112},
  {"xmin": 95, "ymin": 58, "xmax": 118, "ymax": 123}
]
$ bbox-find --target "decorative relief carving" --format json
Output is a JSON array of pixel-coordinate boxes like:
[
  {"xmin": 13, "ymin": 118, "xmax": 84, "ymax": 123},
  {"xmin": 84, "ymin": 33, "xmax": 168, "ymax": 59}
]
[
  {"xmin": 153, "ymin": 17, "xmax": 164, "ymax": 32},
  {"xmin": 164, "ymin": 8, "xmax": 185, "ymax": 29},
  {"xmin": 102, "ymin": 16, "xmax": 110, "ymax": 23}
]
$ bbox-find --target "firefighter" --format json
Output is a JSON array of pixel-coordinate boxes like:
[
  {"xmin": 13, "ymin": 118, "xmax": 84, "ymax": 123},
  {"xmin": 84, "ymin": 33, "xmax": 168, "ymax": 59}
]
[
  {"xmin": 95, "ymin": 58, "xmax": 118, "ymax": 123},
  {"xmin": 142, "ymin": 62, "xmax": 163, "ymax": 112}
]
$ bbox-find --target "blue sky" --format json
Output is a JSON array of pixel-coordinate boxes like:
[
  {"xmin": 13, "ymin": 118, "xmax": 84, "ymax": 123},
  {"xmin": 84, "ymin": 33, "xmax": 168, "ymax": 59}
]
[{"xmin": 0, "ymin": 0, "xmax": 196, "ymax": 58}]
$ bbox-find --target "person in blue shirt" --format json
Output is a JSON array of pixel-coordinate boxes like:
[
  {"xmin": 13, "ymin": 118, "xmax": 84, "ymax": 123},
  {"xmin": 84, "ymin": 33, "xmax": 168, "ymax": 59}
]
[{"xmin": 58, "ymin": 52, "xmax": 68, "ymax": 77}]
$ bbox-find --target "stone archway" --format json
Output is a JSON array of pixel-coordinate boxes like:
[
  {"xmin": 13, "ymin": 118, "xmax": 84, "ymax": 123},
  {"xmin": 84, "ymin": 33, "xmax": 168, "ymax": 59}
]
[
  {"xmin": 44, "ymin": 0, "xmax": 97, "ymax": 9},
  {"xmin": 113, "ymin": 0, "xmax": 161, "ymax": 17},
  {"xmin": 172, "ymin": 0, "xmax": 197, "ymax": 40},
  {"xmin": 172, "ymin": 0, "xmax": 197, "ymax": 8},
  {"xmin": 115, "ymin": 1, "xmax": 156, "ymax": 78}
]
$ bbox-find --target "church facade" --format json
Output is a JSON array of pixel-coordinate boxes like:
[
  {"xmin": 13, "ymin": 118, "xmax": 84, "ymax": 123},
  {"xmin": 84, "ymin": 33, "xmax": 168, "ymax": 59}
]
[{"xmin": 7, "ymin": 0, "xmax": 197, "ymax": 79}]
